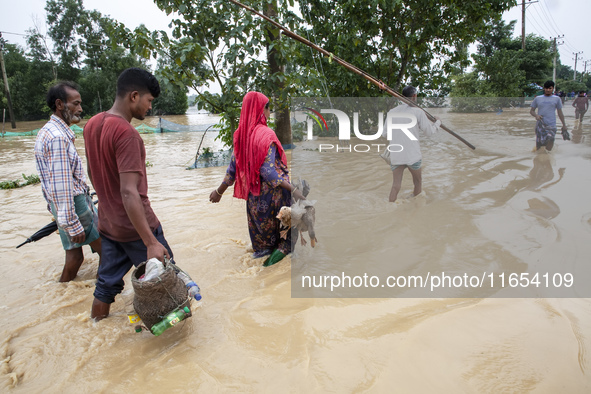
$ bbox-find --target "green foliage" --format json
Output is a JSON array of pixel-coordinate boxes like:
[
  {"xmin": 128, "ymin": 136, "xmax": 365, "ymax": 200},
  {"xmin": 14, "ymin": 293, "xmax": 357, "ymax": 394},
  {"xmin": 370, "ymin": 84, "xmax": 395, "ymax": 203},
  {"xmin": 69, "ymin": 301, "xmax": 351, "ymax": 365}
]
[
  {"xmin": 152, "ymin": 59, "xmax": 189, "ymax": 115},
  {"xmin": 554, "ymin": 63, "xmax": 591, "ymax": 93},
  {"xmin": 152, "ymin": 84, "xmax": 189, "ymax": 116},
  {"xmin": 556, "ymin": 63, "xmax": 573, "ymax": 80},
  {"xmin": 291, "ymin": 121, "xmax": 305, "ymax": 142},
  {"xmin": 114, "ymin": 0, "xmax": 515, "ymax": 145},
  {"xmin": 75, "ymin": 12, "xmax": 148, "ymax": 114},
  {"xmin": 1, "ymin": 0, "xmax": 147, "ymax": 121},
  {"xmin": 296, "ymin": 0, "xmax": 516, "ymax": 97},
  {"xmin": 468, "ymin": 20, "xmax": 528, "ymax": 97},
  {"xmin": 511, "ymin": 35, "xmax": 553, "ymax": 86},
  {"xmin": 115, "ymin": 0, "xmax": 324, "ymax": 147},
  {"xmin": 0, "ymin": 174, "xmax": 40, "ymax": 189},
  {"xmin": 556, "ymin": 79, "xmax": 588, "ymax": 95},
  {"xmin": 0, "ymin": 43, "xmax": 54, "ymax": 120},
  {"xmin": 450, "ymin": 18, "xmax": 554, "ymax": 111},
  {"xmin": 44, "ymin": 0, "xmax": 87, "ymax": 81}
]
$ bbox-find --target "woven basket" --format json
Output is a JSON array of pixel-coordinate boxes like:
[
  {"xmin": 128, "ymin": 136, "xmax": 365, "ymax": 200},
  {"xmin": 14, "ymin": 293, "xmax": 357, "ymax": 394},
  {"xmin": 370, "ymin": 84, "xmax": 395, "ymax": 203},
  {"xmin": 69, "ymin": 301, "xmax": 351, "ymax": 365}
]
[{"xmin": 131, "ymin": 260, "xmax": 191, "ymax": 331}]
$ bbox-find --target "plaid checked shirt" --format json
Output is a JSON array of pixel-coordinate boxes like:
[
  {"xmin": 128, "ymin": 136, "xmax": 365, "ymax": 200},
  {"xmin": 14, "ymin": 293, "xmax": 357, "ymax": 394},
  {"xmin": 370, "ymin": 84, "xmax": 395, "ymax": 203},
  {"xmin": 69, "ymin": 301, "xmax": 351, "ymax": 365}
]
[{"xmin": 34, "ymin": 115, "xmax": 89, "ymax": 236}]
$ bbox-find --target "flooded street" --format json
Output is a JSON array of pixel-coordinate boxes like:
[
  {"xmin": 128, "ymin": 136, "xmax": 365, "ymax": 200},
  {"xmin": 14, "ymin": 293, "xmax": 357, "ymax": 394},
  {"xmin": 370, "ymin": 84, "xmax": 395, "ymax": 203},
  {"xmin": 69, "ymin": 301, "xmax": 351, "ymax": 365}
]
[{"xmin": 1, "ymin": 106, "xmax": 591, "ymax": 392}]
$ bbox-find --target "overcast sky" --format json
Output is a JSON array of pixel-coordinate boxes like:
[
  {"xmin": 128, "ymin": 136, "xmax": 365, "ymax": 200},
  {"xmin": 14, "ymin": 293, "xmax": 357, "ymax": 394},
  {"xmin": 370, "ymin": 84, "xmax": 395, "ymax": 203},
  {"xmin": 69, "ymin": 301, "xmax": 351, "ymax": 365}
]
[
  {"xmin": 2, "ymin": 0, "xmax": 590, "ymax": 77},
  {"xmin": 502, "ymin": 0, "xmax": 591, "ymax": 75},
  {"xmin": 1, "ymin": 0, "xmax": 172, "ymax": 49}
]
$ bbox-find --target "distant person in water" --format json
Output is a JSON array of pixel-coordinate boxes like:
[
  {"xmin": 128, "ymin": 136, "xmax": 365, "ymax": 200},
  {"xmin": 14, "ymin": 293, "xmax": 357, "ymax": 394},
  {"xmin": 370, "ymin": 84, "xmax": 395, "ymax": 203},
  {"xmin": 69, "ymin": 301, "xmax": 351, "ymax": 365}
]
[
  {"xmin": 34, "ymin": 81, "xmax": 102, "ymax": 282},
  {"xmin": 529, "ymin": 80, "xmax": 568, "ymax": 151},
  {"xmin": 572, "ymin": 91, "xmax": 588, "ymax": 130}
]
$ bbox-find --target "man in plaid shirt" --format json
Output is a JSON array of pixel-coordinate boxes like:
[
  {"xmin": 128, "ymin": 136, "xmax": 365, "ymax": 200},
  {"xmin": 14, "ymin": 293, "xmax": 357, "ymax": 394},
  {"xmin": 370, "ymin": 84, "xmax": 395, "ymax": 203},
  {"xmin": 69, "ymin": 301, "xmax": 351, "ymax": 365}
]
[{"xmin": 34, "ymin": 82, "xmax": 102, "ymax": 282}]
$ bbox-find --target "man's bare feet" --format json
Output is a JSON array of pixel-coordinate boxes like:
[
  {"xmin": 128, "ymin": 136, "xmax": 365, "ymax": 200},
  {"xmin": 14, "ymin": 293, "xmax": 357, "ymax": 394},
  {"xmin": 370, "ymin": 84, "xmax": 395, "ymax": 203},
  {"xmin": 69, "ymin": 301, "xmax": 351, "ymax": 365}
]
[{"xmin": 91, "ymin": 298, "xmax": 111, "ymax": 321}]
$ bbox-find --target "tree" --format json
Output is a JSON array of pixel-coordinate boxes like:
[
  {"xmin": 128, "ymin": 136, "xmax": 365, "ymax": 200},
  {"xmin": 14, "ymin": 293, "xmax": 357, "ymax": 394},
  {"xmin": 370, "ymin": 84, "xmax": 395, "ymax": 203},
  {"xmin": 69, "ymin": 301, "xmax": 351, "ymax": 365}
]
[
  {"xmin": 296, "ymin": 0, "xmax": 516, "ymax": 97},
  {"xmin": 152, "ymin": 82, "xmax": 189, "ymax": 116},
  {"xmin": 45, "ymin": 0, "xmax": 85, "ymax": 81},
  {"xmin": 26, "ymin": 21, "xmax": 58, "ymax": 80},
  {"xmin": 556, "ymin": 79, "xmax": 587, "ymax": 95},
  {"xmin": 0, "ymin": 43, "xmax": 54, "ymax": 120},
  {"xmin": 556, "ymin": 63, "xmax": 573, "ymax": 80},
  {"xmin": 116, "ymin": 0, "xmax": 315, "ymax": 147},
  {"xmin": 468, "ymin": 19, "xmax": 526, "ymax": 98},
  {"xmin": 1, "ymin": 0, "xmax": 148, "ymax": 121},
  {"xmin": 76, "ymin": 14, "xmax": 147, "ymax": 115},
  {"xmin": 153, "ymin": 60, "xmax": 189, "ymax": 115},
  {"xmin": 264, "ymin": 0, "xmax": 290, "ymax": 145},
  {"xmin": 450, "ymin": 18, "xmax": 554, "ymax": 110}
]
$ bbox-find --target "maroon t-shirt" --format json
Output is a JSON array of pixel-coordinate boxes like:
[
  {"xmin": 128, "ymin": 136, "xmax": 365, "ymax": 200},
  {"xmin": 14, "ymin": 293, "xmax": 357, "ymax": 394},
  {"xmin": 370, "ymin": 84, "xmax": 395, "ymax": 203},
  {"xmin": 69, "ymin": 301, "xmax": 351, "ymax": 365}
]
[{"xmin": 83, "ymin": 112, "xmax": 159, "ymax": 242}]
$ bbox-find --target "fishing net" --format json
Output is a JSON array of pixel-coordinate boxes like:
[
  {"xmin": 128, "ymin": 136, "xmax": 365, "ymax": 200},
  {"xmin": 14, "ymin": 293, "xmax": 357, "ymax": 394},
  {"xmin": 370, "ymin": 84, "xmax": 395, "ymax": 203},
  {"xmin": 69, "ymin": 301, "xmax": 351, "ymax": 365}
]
[
  {"xmin": 6, "ymin": 118, "xmax": 217, "ymax": 137},
  {"xmin": 1, "ymin": 124, "xmax": 82, "ymax": 137},
  {"xmin": 188, "ymin": 149, "xmax": 233, "ymax": 169},
  {"xmin": 70, "ymin": 124, "xmax": 84, "ymax": 134},
  {"xmin": 159, "ymin": 117, "xmax": 219, "ymax": 132},
  {"xmin": 1, "ymin": 129, "xmax": 39, "ymax": 136},
  {"xmin": 135, "ymin": 123, "xmax": 158, "ymax": 134},
  {"xmin": 131, "ymin": 259, "xmax": 191, "ymax": 331},
  {"xmin": 2, "ymin": 124, "xmax": 84, "ymax": 137}
]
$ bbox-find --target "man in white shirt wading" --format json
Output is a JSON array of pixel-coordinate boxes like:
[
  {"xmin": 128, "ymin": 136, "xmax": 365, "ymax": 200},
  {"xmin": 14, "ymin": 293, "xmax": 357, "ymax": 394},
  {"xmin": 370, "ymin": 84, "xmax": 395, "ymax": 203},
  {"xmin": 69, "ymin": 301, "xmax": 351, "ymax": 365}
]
[{"xmin": 383, "ymin": 85, "xmax": 441, "ymax": 202}]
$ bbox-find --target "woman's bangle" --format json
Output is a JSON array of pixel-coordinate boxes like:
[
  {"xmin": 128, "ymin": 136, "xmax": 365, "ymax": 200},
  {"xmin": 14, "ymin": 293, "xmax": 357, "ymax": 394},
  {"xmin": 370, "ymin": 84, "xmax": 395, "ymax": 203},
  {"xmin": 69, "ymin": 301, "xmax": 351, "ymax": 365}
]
[{"xmin": 214, "ymin": 187, "xmax": 224, "ymax": 196}]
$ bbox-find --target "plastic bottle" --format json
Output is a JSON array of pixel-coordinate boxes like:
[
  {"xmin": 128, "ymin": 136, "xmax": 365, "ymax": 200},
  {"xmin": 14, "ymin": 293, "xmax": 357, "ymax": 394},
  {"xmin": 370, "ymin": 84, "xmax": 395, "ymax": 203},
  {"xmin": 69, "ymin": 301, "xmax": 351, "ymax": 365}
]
[
  {"xmin": 186, "ymin": 281, "xmax": 202, "ymax": 301},
  {"xmin": 121, "ymin": 289, "xmax": 142, "ymax": 332},
  {"xmin": 177, "ymin": 271, "xmax": 202, "ymax": 301},
  {"xmin": 150, "ymin": 307, "xmax": 191, "ymax": 336}
]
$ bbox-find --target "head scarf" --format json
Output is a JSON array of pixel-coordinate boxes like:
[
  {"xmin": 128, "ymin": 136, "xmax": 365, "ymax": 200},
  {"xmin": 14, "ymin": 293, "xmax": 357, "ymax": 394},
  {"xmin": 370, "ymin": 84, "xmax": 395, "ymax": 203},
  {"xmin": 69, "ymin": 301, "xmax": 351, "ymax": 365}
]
[{"xmin": 232, "ymin": 91, "xmax": 287, "ymax": 200}]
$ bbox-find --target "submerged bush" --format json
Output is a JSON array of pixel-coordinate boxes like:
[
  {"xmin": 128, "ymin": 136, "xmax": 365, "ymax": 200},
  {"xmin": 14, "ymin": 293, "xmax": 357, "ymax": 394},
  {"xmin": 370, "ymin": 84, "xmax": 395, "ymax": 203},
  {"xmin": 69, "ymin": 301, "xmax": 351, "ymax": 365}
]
[{"xmin": 0, "ymin": 174, "xmax": 40, "ymax": 189}]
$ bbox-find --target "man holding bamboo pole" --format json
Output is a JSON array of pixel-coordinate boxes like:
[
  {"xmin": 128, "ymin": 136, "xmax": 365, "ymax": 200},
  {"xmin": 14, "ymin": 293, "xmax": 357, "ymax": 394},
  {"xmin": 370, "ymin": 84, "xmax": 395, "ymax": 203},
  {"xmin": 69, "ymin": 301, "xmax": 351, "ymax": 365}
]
[{"xmin": 382, "ymin": 86, "xmax": 441, "ymax": 202}]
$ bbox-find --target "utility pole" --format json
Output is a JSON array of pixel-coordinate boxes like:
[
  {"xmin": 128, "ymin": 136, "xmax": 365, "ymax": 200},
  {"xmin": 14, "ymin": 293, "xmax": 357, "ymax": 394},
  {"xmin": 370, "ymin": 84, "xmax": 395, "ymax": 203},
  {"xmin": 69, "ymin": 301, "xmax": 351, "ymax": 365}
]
[
  {"xmin": 573, "ymin": 51, "xmax": 583, "ymax": 80},
  {"xmin": 581, "ymin": 60, "xmax": 591, "ymax": 82},
  {"xmin": 551, "ymin": 35, "xmax": 564, "ymax": 82},
  {"xmin": 0, "ymin": 33, "xmax": 16, "ymax": 129},
  {"xmin": 519, "ymin": 0, "xmax": 539, "ymax": 51}
]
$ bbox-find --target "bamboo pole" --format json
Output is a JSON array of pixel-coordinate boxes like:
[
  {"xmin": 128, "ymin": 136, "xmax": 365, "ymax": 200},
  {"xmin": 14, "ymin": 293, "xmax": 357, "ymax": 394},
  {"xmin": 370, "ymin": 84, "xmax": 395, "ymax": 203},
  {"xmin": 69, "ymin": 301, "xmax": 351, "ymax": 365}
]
[{"xmin": 226, "ymin": 0, "xmax": 475, "ymax": 150}]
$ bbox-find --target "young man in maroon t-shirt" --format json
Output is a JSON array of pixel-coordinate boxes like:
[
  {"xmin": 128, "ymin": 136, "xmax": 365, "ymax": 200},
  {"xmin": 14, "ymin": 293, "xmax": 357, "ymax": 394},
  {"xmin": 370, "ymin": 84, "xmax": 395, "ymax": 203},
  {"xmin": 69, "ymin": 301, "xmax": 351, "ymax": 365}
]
[{"xmin": 84, "ymin": 68, "xmax": 173, "ymax": 320}]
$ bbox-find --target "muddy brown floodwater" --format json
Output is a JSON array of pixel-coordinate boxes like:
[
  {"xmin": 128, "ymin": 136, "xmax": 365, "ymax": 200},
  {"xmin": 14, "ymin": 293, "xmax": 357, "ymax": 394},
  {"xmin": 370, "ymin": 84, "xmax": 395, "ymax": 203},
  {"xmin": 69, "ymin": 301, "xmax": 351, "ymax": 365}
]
[{"xmin": 1, "ymin": 107, "xmax": 590, "ymax": 392}]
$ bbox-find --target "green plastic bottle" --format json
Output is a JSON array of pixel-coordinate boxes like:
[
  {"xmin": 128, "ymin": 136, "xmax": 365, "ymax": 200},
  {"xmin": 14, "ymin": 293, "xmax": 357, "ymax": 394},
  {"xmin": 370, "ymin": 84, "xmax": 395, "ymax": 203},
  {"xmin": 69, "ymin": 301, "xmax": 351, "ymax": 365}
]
[{"xmin": 151, "ymin": 307, "xmax": 191, "ymax": 336}]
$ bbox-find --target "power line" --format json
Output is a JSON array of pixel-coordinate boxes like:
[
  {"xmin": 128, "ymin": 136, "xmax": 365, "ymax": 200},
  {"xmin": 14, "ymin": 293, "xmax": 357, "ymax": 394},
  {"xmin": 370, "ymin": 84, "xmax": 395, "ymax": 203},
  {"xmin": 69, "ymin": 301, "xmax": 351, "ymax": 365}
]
[
  {"xmin": 563, "ymin": 38, "xmax": 581, "ymax": 54},
  {"xmin": 0, "ymin": 31, "xmax": 28, "ymax": 37},
  {"xmin": 561, "ymin": 40, "xmax": 579, "ymax": 55},
  {"xmin": 558, "ymin": 47, "xmax": 571, "ymax": 58},
  {"xmin": 538, "ymin": 0, "xmax": 586, "ymax": 67},
  {"xmin": 530, "ymin": 5, "xmax": 559, "ymax": 37},
  {"xmin": 537, "ymin": 0, "xmax": 563, "ymax": 38},
  {"xmin": 525, "ymin": 9, "xmax": 584, "ymax": 69},
  {"xmin": 508, "ymin": 0, "xmax": 586, "ymax": 70},
  {"xmin": 526, "ymin": 11, "xmax": 553, "ymax": 38}
]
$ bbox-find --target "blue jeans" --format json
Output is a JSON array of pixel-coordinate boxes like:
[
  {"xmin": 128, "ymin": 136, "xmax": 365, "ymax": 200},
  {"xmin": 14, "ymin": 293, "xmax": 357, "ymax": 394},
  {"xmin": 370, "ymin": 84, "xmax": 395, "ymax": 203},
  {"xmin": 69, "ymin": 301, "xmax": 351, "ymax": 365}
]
[{"xmin": 94, "ymin": 225, "xmax": 173, "ymax": 304}]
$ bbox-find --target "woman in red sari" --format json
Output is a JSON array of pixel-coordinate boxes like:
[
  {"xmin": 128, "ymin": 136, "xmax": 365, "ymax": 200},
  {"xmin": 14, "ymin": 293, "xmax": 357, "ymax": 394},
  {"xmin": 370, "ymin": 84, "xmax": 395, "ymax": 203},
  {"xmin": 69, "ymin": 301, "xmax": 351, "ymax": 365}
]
[{"xmin": 210, "ymin": 92, "xmax": 303, "ymax": 266}]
